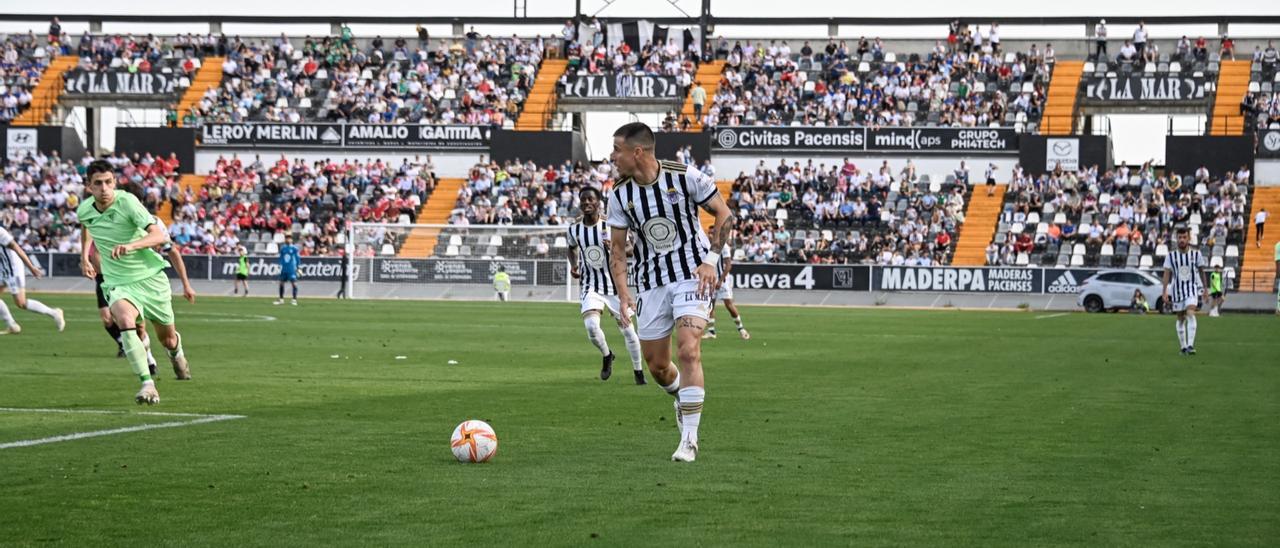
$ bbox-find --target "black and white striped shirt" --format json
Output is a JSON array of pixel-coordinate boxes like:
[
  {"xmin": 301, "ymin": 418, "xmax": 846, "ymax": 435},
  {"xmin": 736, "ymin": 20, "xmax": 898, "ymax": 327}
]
[
  {"xmin": 567, "ymin": 219, "xmax": 616, "ymax": 296},
  {"xmin": 1163, "ymin": 247, "xmax": 1206, "ymax": 301},
  {"xmin": 606, "ymin": 161, "xmax": 718, "ymax": 292},
  {"xmin": 0, "ymin": 227, "xmax": 17, "ymax": 279}
]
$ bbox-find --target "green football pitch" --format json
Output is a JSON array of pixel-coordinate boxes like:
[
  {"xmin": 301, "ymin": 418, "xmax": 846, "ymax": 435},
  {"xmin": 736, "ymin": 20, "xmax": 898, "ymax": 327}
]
[{"xmin": 1, "ymin": 294, "xmax": 1277, "ymax": 546}]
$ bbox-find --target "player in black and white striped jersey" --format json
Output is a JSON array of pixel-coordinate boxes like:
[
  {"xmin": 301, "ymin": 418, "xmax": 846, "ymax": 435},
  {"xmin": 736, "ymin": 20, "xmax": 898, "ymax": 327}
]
[
  {"xmin": 606, "ymin": 122, "xmax": 736, "ymax": 463},
  {"xmin": 0, "ymin": 226, "xmax": 65, "ymax": 335},
  {"xmin": 567, "ymin": 186, "xmax": 645, "ymax": 385},
  {"xmin": 705, "ymin": 243, "xmax": 750, "ymax": 340},
  {"xmin": 1162, "ymin": 227, "xmax": 1209, "ymax": 355}
]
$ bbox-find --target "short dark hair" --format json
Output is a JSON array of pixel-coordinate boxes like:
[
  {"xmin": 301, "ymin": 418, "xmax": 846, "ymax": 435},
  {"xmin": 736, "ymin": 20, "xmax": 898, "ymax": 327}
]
[
  {"xmin": 86, "ymin": 160, "xmax": 114, "ymax": 179},
  {"xmin": 1175, "ymin": 226, "xmax": 1190, "ymax": 235},
  {"xmin": 120, "ymin": 181, "xmax": 146, "ymax": 202},
  {"xmin": 613, "ymin": 122, "xmax": 655, "ymax": 150},
  {"xmin": 579, "ymin": 186, "xmax": 603, "ymax": 201}
]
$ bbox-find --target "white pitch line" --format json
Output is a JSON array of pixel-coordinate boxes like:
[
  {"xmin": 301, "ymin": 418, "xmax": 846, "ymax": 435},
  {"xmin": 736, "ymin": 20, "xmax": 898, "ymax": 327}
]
[
  {"xmin": 1035, "ymin": 312, "xmax": 1070, "ymax": 319},
  {"xmin": 0, "ymin": 407, "xmax": 246, "ymax": 450}
]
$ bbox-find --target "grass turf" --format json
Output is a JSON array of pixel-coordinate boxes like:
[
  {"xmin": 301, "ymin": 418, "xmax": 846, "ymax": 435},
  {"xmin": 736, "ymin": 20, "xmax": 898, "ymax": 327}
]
[{"xmin": 0, "ymin": 294, "xmax": 1277, "ymax": 546}]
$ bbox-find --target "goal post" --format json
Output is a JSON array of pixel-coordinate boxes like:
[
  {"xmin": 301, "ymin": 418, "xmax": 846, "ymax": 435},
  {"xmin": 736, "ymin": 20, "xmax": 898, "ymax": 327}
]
[{"xmin": 346, "ymin": 223, "xmax": 576, "ymax": 301}]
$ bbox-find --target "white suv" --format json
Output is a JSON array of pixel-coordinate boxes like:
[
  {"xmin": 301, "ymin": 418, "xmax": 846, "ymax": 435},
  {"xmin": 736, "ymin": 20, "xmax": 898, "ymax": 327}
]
[{"xmin": 1076, "ymin": 269, "xmax": 1164, "ymax": 313}]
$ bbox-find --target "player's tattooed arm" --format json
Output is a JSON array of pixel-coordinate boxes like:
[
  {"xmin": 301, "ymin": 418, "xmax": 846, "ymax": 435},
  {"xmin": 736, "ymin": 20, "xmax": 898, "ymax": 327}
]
[{"xmin": 699, "ymin": 192, "xmax": 736, "ymax": 251}]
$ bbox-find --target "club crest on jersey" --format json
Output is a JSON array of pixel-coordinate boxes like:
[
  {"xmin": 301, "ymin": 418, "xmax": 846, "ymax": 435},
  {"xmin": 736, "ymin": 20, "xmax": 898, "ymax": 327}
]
[{"xmin": 665, "ymin": 187, "xmax": 681, "ymax": 204}]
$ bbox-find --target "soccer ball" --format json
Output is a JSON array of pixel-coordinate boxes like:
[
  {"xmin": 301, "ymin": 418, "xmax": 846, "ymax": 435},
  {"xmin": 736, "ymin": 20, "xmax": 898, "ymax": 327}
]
[{"xmin": 450, "ymin": 420, "xmax": 498, "ymax": 463}]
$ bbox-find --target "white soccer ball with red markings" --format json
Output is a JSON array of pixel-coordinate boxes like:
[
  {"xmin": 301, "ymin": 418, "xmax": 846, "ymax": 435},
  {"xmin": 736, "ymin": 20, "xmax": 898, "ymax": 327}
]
[{"xmin": 450, "ymin": 420, "xmax": 498, "ymax": 463}]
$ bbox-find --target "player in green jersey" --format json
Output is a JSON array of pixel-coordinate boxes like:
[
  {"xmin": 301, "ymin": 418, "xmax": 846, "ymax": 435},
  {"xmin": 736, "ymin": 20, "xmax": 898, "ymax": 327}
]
[
  {"xmin": 493, "ymin": 266, "xmax": 511, "ymax": 301},
  {"xmin": 78, "ymin": 161, "xmax": 191, "ymax": 405}
]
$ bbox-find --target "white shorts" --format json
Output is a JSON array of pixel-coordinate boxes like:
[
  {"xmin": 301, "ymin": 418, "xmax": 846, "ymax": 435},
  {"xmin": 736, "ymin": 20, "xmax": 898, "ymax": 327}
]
[
  {"xmin": 635, "ymin": 278, "xmax": 712, "ymax": 341},
  {"xmin": 714, "ymin": 275, "xmax": 734, "ymax": 301},
  {"xmin": 1, "ymin": 269, "xmax": 25, "ymax": 295},
  {"xmin": 580, "ymin": 289, "xmax": 622, "ymax": 317},
  {"xmin": 1171, "ymin": 295, "xmax": 1200, "ymax": 312}
]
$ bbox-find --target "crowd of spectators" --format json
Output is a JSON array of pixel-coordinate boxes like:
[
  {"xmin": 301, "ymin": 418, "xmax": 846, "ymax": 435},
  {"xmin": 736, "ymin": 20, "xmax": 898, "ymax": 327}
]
[
  {"xmin": 1239, "ymin": 41, "xmax": 1280, "ymax": 132},
  {"xmin": 0, "ymin": 150, "xmax": 181, "ymax": 255},
  {"xmin": 725, "ymin": 158, "xmax": 971, "ymax": 265},
  {"xmin": 1, "ymin": 32, "xmax": 53, "ymax": 123},
  {"xmin": 988, "ymin": 162, "xmax": 1252, "ymax": 270},
  {"xmin": 189, "ymin": 26, "xmax": 543, "ymax": 127},
  {"xmin": 701, "ymin": 30, "xmax": 1049, "ymax": 130},
  {"xmin": 1, "ymin": 148, "xmax": 438, "ymax": 258},
  {"xmin": 559, "ymin": 18, "xmax": 699, "ymax": 82}
]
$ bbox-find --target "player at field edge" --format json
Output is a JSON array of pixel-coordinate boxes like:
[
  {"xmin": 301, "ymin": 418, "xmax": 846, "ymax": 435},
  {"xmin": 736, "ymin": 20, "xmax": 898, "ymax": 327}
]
[
  {"xmin": 274, "ymin": 234, "xmax": 300, "ymax": 305},
  {"xmin": 0, "ymin": 226, "xmax": 65, "ymax": 335},
  {"xmin": 1161, "ymin": 227, "xmax": 1209, "ymax": 355},
  {"xmin": 494, "ymin": 265, "xmax": 511, "ymax": 301},
  {"xmin": 77, "ymin": 160, "xmax": 191, "ymax": 405},
  {"xmin": 566, "ymin": 186, "xmax": 646, "ymax": 384},
  {"xmin": 233, "ymin": 245, "xmax": 250, "ymax": 296},
  {"xmin": 606, "ymin": 122, "xmax": 735, "ymax": 462}
]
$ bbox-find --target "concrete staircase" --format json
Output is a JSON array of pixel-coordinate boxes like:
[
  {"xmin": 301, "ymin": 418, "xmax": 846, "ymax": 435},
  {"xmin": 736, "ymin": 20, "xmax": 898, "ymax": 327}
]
[
  {"xmin": 12, "ymin": 55, "xmax": 78, "ymax": 126},
  {"xmin": 174, "ymin": 57, "xmax": 224, "ymax": 127},
  {"xmin": 1240, "ymin": 187, "xmax": 1280, "ymax": 292},
  {"xmin": 1209, "ymin": 60, "xmax": 1251, "ymax": 135},
  {"xmin": 679, "ymin": 60, "xmax": 725, "ymax": 131},
  {"xmin": 1041, "ymin": 61, "xmax": 1084, "ymax": 135},
  {"xmin": 699, "ymin": 180, "xmax": 735, "ymax": 232},
  {"xmin": 398, "ymin": 178, "xmax": 465, "ymax": 257},
  {"xmin": 516, "ymin": 59, "xmax": 568, "ymax": 131},
  {"xmin": 951, "ymin": 185, "xmax": 1006, "ymax": 266},
  {"xmin": 158, "ymin": 174, "xmax": 208, "ymax": 224}
]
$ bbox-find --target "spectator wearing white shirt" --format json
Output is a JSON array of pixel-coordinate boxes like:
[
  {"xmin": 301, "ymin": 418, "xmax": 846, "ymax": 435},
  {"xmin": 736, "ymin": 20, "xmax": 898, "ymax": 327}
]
[
  {"xmin": 1095, "ymin": 19, "xmax": 1108, "ymax": 59},
  {"xmin": 1133, "ymin": 22, "xmax": 1148, "ymax": 58},
  {"xmin": 1256, "ymin": 208, "xmax": 1268, "ymax": 247}
]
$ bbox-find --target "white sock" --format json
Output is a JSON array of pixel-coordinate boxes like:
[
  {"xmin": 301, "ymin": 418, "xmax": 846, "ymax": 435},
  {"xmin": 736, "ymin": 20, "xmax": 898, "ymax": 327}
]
[
  {"xmin": 1187, "ymin": 315, "xmax": 1197, "ymax": 347},
  {"xmin": 140, "ymin": 331, "xmax": 157, "ymax": 365},
  {"xmin": 733, "ymin": 315, "xmax": 745, "ymax": 330},
  {"xmin": 0, "ymin": 299, "xmax": 15, "ymax": 327},
  {"xmin": 618, "ymin": 323, "xmax": 643, "ymax": 371},
  {"xmin": 661, "ymin": 369, "xmax": 681, "ymax": 398},
  {"xmin": 24, "ymin": 298, "xmax": 57, "ymax": 318},
  {"xmin": 707, "ymin": 319, "xmax": 717, "ymax": 333},
  {"xmin": 583, "ymin": 315, "xmax": 611, "ymax": 356},
  {"xmin": 677, "ymin": 386, "xmax": 705, "ymax": 444},
  {"xmin": 1176, "ymin": 318, "xmax": 1187, "ymax": 348}
]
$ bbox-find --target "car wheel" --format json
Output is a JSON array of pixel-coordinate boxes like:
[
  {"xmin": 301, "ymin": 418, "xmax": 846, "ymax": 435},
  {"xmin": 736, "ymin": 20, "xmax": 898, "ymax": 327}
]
[{"xmin": 1083, "ymin": 295, "xmax": 1104, "ymax": 313}]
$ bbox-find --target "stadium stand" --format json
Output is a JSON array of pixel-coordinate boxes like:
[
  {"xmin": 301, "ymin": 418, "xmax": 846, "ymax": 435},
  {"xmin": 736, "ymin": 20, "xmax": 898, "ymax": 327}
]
[
  {"xmin": 716, "ymin": 159, "xmax": 973, "ymax": 264},
  {"xmin": 697, "ymin": 37, "xmax": 1048, "ymax": 131},
  {"xmin": 984, "ymin": 163, "xmax": 1254, "ymax": 285},
  {"xmin": 183, "ymin": 32, "xmax": 542, "ymax": 126}
]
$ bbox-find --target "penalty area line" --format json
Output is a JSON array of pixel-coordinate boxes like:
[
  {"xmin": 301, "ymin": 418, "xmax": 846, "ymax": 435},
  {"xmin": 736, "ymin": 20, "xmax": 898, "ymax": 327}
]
[{"xmin": 0, "ymin": 408, "xmax": 246, "ymax": 450}]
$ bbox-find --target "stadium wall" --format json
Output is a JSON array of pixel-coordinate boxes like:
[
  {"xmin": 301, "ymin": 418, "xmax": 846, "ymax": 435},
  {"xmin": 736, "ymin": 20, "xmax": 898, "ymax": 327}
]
[
  {"xmin": 1017, "ymin": 135, "xmax": 1113, "ymax": 174},
  {"xmin": 29, "ymin": 253, "xmax": 1251, "ymax": 294},
  {"xmin": 1166, "ymin": 136, "xmax": 1255, "ymax": 180},
  {"xmin": 489, "ymin": 129, "xmax": 587, "ymax": 166},
  {"xmin": 2, "ymin": 126, "xmax": 84, "ymax": 165},
  {"xmin": 116, "ymin": 127, "xmax": 197, "ymax": 172}
]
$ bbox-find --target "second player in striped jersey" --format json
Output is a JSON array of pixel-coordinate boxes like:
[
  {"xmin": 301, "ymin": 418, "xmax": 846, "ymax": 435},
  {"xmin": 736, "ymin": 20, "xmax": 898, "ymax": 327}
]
[
  {"xmin": 1161, "ymin": 227, "xmax": 1208, "ymax": 355},
  {"xmin": 567, "ymin": 186, "xmax": 646, "ymax": 384},
  {"xmin": 705, "ymin": 243, "xmax": 750, "ymax": 340}
]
